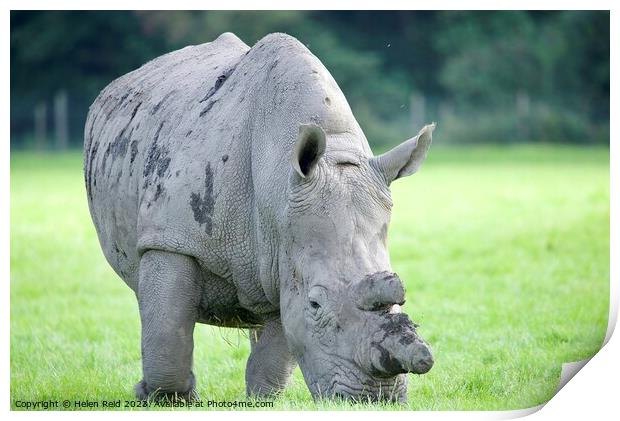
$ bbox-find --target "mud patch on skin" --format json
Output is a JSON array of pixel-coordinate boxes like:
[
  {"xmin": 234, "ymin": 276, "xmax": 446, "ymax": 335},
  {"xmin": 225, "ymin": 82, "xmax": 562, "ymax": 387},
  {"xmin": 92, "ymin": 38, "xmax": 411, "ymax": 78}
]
[
  {"xmin": 129, "ymin": 101, "xmax": 142, "ymax": 120},
  {"xmin": 143, "ymin": 122, "xmax": 171, "ymax": 188},
  {"xmin": 153, "ymin": 183, "xmax": 164, "ymax": 202},
  {"xmin": 113, "ymin": 242, "xmax": 129, "ymax": 278},
  {"xmin": 379, "ymin": 313, "xmax": 417, "ymax": 346},
  {"xmin": 85, "ymin": 115, "xmax": 96, "ymax": 154},
  {"xmin": 84, "ymin": 113, "xmax": 99, "ymax": 199},
  {"xmin": 199, "ymin": 100, "xmax": 218, "ymax": 117},
  {"xmin": 104, "ymin": 90, "xmax": 132, "ymax": 122},
  {"xmin": 86, "ymin": 100, "xmax": 142, "ymax": 200},
  {"xmin": 199, "ymin": 65, "xmax": 237, "ymax": 103},
  {"xmin": 147, "ymin": 183, "xmax": 166, "ymax": 209},
  {"xmin": 189, "ymin": 163, "xmax": 215, "ymax": 235},
  {"xmin": 85, "ymin": 141, "xmax": 99, "ymax": 202},
  {"xmin": 150, "ymin": 91, "xmax": 176, "ymax": 115},
  {"xmin": 153, "ymin": 121, "xmax": 164, "ymax": 143},
  {"xmin": 129, "ymin": 140, "xmax": 139, "ymax": 176},
  {"xmin": 101, "ymin": 128, "xmax": 132, "ymax": 174},
  {"xmin": 130, "ymin": 140, "xmax": 139, "ymax": 164},
  {"xmin": 113, "ymin": 242, "xmax": 128, "ymax": 259},
  {"xmin": 370, "ymin": 342, "xmax": 404, "ymax": 377},
  {"xmin": 101, "ymin": 101, "xmax": 142, "ymax": 176}
]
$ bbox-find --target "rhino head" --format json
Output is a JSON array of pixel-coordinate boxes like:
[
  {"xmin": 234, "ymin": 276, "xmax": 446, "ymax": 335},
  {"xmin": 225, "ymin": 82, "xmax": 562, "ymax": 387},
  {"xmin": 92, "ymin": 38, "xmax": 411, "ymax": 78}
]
[{"xmin": 279, "ymin": 123, "xmax": 435, "ymax": 403}]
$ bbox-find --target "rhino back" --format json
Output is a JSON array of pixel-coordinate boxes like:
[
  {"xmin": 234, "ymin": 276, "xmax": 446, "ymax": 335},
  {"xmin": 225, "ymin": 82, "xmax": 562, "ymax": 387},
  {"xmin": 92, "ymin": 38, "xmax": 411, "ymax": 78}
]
[{"xmin": 84, "ymin": 33, "xmax": 250, "ymax": 292}]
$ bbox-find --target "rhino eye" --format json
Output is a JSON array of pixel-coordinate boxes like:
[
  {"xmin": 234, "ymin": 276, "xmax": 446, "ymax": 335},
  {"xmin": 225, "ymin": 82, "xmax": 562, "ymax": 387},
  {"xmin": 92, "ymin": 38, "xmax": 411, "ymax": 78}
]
[
  {"xmin": 309, "ymin": 300, "xmax": 321, "ymax": 310},
  {"xmin": 336, "ymin": 161, "xmax": 359, "ymax": 168},
  {"xmin": 308, "ymin": 285, "xmax": 327, "ymax": 314}
]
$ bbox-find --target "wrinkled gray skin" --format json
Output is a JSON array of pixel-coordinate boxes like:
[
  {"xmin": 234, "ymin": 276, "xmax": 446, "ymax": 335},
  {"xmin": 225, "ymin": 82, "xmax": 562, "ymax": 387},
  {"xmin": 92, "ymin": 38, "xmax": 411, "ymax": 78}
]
[{"xmin": 84, "ymin": 32, "xmax": 435, "ymax": 403}]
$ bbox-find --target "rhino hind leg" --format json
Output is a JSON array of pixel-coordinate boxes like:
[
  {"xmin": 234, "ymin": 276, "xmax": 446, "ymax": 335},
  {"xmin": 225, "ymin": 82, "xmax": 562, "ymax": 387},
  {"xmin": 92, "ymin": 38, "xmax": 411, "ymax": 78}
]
[
  {"xmin": 245, "ymin": 318, "xmax": 297, "ymax": 398},
  {"xmin": 136, "ymin": 250, "xmax": 203, "ymax": 401}
]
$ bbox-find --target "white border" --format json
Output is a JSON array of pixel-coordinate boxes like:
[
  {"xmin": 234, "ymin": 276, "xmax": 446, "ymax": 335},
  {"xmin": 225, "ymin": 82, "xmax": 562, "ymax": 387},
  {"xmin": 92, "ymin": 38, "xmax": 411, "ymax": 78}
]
[{"xmin": 3, "ymin": 2, "xmax": 616, "ymax": 420}]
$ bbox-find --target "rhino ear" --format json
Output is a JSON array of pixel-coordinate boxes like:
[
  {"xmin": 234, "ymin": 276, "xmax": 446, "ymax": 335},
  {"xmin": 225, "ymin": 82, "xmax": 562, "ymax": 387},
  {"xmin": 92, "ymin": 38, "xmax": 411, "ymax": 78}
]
[
  {"xmin": 370, "ymin": 122, "xmax": 435, "ymax": 184},
  {"xmin": 291, "ymin": 123, "xmax": 326, "ymax": 178}
]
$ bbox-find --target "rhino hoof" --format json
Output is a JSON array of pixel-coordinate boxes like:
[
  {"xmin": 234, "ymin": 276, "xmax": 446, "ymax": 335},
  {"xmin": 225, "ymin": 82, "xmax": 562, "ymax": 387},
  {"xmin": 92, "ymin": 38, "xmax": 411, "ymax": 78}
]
[{"xmin": 134, "ymin": 373, "xmax": 199, "ymax": 402}]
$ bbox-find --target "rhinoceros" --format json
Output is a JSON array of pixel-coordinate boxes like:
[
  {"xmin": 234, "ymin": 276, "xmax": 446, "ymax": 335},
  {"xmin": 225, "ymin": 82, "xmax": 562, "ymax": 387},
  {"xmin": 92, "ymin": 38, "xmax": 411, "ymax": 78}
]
[{"xmin": 84, "ymin": 32, "xmax": 435, "ymax": 403}]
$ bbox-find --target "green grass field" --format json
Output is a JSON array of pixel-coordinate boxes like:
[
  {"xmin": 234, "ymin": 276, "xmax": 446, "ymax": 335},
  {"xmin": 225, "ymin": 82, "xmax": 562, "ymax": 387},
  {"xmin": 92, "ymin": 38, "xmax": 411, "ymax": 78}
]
[{"xmin": 10, "ymin": 145, "xmax": 609, "ymax": 410}]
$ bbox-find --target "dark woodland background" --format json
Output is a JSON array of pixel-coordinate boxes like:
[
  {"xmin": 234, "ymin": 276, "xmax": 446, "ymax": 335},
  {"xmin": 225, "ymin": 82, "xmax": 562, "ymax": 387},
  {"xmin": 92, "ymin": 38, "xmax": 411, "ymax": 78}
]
[{"xmin": 10, "ymin": 10, "xmax": 610, "ymax": 149}]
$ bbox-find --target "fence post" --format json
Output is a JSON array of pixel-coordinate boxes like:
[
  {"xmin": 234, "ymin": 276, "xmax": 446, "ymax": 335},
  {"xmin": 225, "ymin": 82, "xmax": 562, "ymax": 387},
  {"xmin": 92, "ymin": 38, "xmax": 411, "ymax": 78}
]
[
  {"xmin": 54, "ymin": 90, "xmax": 69, "ymax": 150},
  {"xmin": 516, "ymin": 90, "xmax": 530, "ymax": 141},
  {"xmin": 34, "ymin": 102, "xmax": 47, "ymax": 151}
]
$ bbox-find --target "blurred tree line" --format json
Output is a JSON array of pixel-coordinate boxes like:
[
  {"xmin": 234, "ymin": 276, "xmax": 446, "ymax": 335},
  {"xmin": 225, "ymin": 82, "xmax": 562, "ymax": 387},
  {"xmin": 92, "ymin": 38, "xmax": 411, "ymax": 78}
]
[{"xmin": 10, "ymin": 10, "xmax": 609, "ymax": 149}]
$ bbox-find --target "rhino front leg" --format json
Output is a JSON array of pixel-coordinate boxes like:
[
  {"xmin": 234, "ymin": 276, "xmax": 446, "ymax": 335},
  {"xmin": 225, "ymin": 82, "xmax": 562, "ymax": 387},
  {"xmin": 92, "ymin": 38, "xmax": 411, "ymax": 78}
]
[
  {"xmin": 135, "ymin": 250, "xmax": 202, "ymax": 401},
  {"xmin": 245, "ymin": 318, "xmax": 297, "ymax": 398}
]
